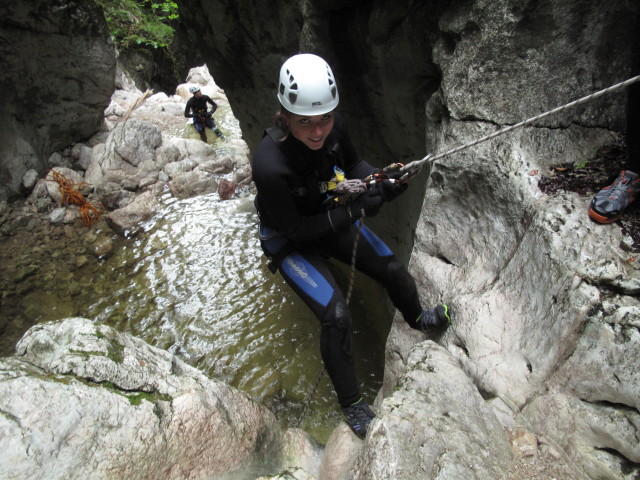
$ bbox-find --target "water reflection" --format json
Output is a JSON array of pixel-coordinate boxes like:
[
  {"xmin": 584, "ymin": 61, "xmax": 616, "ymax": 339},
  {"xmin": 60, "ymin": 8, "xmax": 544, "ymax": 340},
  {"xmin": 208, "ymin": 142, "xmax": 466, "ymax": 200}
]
[{"xmin": 81, "ymin": 190, "xmax": 391, "ymax": 442}]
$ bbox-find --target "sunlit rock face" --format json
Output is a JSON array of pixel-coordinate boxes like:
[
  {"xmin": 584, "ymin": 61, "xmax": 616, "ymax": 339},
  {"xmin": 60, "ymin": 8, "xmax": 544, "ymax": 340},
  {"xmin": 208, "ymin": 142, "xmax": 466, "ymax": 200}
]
[
  {"xmin": 0, "ymin": 0, "xmax": 115, "ymax": 202},
  {"xmin": 0, "ymin": 318, "xmax": 284, "ymax": 480}
]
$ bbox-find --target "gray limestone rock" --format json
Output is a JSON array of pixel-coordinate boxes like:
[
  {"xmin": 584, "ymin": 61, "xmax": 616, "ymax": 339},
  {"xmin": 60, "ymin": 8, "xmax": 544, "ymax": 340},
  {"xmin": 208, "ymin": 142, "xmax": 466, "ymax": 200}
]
[
  {"xmin": 0, "ymin": 318, "xmax": 284, "ymax": 480},
  {"xmin": 354, "ymin": 341, "xmax": 513, "ymax": 479}
]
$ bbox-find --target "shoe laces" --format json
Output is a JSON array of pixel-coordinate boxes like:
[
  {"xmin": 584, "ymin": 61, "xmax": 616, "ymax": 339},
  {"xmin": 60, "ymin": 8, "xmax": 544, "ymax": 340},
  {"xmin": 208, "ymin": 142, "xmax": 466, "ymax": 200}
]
[{"xmin": 608, "ymin": 171, "xmax": 640, "ymax": 199}]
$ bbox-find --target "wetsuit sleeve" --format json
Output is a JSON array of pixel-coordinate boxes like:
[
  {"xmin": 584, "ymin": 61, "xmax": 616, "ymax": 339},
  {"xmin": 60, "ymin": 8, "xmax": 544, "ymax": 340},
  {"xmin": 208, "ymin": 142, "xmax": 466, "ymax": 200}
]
[
  {"xmin": 253, "ymin": 139, "xmax": 352, "ymax": 241},
  {"xmin": 184, "ymin": 99, "xmax": 193, "ymax": 118},
  {"xmin": 207, "ymin": 97, "xmax": 218, "ymax": 113}
]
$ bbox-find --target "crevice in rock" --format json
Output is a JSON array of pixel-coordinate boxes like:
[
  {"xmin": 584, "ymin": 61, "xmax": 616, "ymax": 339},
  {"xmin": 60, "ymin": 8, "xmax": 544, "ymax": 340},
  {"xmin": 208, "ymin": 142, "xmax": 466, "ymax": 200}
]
[
  {"xmin": 70, "ymin": 375, "xmax": 173, "ymax": 406},
  {"xmin": 586, "ymin": 302, "xmax": 604, "ymax": 317},
  {"xmin": 476, "ymin": 386, "xmax": 496, "ymax": 401},
  {"xmin": 450, "ymin": 113, "xmax": 615, "ymax": 135},
  {"xmin": 0, "ymin": 408, "xmax": 23, "ymax": 427},
  {"xmin": 453, "ymin": 341, "xmax": 470, "ymax": 358},
  {"xmin": 581, "ymin": 398, "xmax": 639, "ymax": 415},
  {"xmin": 436, "ymin": 254, "xmax": 455, "ymax": 266},
  {"xmin": 593, "ymin": 447, "xmax": 640, "ymax": 473},
  {"xmin": 578, "ymin": 276, "xmax": 640, "ymax": 300}
]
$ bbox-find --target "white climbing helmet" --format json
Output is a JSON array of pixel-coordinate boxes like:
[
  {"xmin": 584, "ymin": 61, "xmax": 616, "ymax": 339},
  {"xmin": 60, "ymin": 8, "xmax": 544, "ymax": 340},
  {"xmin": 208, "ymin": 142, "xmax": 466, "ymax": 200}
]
[
  {"xmin": 189, "ymin": 85, "xmax": 201, "ymax": 94},
  {"xmin": 277, "ymin": 53, "xmax": 339, "ymax": 116}
]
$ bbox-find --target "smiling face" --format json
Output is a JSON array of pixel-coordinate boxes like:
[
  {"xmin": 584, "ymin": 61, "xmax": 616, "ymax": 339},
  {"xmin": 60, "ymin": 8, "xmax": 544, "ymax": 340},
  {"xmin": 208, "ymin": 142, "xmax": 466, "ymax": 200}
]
[{"xmin": 288, "ymin": 112, "xmax": 335, "ymax": 150}]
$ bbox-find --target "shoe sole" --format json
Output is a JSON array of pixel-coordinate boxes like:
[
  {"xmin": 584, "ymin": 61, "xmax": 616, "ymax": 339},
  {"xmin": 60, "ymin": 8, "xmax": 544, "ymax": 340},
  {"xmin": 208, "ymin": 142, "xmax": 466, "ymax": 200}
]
[{"xmin": 588, "ymin": 207, "xmax": 620, "ymax": 224}]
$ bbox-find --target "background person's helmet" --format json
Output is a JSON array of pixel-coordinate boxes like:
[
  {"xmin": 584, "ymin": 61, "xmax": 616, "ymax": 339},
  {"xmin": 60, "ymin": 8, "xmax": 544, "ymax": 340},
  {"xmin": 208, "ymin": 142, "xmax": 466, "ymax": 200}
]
[
  {"xmin": 189, "ymin": 85, "xmax": 201, "ymax": 94},
  {"xmin": 277, "ymin": 53, "xmax": 339, "ymax": 116}
]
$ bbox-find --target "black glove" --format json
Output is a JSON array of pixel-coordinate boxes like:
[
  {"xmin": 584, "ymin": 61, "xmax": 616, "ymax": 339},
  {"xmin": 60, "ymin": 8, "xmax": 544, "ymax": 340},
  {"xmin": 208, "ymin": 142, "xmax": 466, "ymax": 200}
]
[
  {"xmin": 376, "ymin": 179, "xmax": 408, "ymax": 202},
  {"xmin": 349, "ymin": 188, "xmax": 383, "ymax": 218},
  {"xmin": 205, "ymin": 112, "xmax": 212, "ymax": 118}
]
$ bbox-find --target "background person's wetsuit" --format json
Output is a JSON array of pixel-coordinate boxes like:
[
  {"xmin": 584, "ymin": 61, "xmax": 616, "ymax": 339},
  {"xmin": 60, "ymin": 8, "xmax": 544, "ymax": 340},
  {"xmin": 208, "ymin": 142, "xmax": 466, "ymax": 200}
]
[
  {"xmin": 184, "ymin": 94, "xmax": 218, "ymax": 134},
  {"xmin": 252, "ymin": 113, "xmax": 424, "ymax": 407}
]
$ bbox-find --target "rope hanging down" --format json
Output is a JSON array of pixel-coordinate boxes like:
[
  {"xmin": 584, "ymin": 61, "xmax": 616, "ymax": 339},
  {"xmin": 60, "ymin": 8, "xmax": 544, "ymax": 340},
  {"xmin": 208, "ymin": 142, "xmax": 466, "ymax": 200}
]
[
  {"xmin": 294, "ymin": 213, "xmax": 366, "ymax": 428},
  {"xmin": 400, "ymin": 74, "xmax": 640, "ymax": 174}
]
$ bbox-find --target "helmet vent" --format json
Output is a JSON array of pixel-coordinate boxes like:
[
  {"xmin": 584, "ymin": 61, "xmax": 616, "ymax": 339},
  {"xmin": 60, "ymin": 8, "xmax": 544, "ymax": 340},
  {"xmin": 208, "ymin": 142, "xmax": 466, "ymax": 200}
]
[{"xmin": 289, "ymin": 92, "xmax": 298, "ymax": 104}]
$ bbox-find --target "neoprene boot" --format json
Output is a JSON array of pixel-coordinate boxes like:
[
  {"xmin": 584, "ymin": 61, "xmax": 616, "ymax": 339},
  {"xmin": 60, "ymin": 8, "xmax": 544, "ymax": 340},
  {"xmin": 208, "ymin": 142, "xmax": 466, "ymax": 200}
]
[
  {"xmin": 341, "ymin": 399, "xmax": 376, "ymax": 439},
  {"xmin": 413, "ymin": 304, "xmax": 451, "ymax": 332}
]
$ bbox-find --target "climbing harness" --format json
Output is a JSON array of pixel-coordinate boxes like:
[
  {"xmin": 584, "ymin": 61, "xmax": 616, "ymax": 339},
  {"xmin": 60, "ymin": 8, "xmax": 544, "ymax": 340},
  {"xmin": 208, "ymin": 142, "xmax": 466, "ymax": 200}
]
[{"xmin": 400, "ymin": 74, "xmax": 640, "ymax": 176}]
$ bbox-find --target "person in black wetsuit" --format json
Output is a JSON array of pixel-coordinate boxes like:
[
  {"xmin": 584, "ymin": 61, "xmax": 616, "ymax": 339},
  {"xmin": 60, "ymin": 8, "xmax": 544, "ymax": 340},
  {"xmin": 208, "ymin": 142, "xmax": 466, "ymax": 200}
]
[
  {"xmin": 184, "ymin": 85, "xmax": 224, "ymax": 142},
  {"xmin": 252, "ymin": 53, "xmax": 452, "ymax": 439}
]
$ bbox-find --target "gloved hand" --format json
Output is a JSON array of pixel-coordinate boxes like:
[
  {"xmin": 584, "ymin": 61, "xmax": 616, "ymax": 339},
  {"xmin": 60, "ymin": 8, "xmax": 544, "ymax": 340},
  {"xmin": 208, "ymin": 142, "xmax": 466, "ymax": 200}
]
[
  {"xmin": 205, "ymin": 112, "xmax": 212, "ymax": 118},
  {"xmin": 376, "ymin": 179, "xmax": 408, "ymax": 202},
  {"xmin": 349, "ymin": 188, "xmax": 383, "ymax": 219}
]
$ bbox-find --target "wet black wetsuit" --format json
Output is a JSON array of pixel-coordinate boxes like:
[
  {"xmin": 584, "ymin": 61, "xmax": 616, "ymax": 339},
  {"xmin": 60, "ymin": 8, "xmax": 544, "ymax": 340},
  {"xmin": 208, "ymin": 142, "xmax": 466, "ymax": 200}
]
[
  {"xmin": 252, "ymin": 113, "xmax": 423, "ymax": 407},
  {"xmin": 184, "ymin": 94, "xmax": 218, "ymax": 132}
]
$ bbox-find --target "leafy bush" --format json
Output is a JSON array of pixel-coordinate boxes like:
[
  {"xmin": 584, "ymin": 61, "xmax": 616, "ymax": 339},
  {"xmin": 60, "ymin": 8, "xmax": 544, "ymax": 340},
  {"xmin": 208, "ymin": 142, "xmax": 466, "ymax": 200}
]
[{"xmin": 94, "ymin": 0, "xmax": 179, "ymax": 50}]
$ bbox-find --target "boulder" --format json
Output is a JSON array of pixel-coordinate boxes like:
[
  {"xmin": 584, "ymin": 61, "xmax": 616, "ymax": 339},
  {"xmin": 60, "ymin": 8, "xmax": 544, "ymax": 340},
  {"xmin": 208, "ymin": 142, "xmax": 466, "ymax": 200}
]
[
  {"xmin": 353, "ymin": 341, "xmax": 513, "ymax": 479},
  {"xmin": 0, "ymin": 317, "xmax": 283, "ymax": 480},
  {"xmin": 107, "ymin": 189, "xmax": 160, "ymax": 234}
]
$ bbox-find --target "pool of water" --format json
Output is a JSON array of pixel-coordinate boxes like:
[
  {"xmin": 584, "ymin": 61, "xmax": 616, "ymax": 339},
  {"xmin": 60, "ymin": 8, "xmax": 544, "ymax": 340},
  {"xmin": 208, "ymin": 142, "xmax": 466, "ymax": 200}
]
[{"xmin": 79, "ymin": 190, "xmax": 392, "ymax": 442}]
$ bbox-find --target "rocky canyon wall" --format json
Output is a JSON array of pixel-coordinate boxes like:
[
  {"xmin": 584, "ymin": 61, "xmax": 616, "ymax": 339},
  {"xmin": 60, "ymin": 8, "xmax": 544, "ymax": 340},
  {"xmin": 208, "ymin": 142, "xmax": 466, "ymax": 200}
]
[
  {"xmin": 178, "ymin": 0, "xmax": 640, "ymax": 477},
  {"xmin": 177, "ymin": 0, "xmax": 639, "ymax": 256},
  {"xmin": 0, "ymin": 0, "xmax": 115, "ymax": 202}
]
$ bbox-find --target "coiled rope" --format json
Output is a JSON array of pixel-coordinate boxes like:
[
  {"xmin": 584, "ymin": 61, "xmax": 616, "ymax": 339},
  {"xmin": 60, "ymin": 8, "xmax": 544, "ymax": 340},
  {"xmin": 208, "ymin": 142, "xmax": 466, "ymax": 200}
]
[{"xmin": 401, "ymin": 74, "xmax": 640, "ymax": 173}]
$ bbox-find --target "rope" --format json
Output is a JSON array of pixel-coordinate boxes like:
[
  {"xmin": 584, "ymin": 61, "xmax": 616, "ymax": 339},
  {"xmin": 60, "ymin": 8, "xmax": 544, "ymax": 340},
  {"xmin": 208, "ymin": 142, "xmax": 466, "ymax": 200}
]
[
  {"xmin": 294, "ymin": 210, "xmax": 365, "ymax": 428},
  {"xmin": 401, "ymin": 74, "xmax": 640, "ymax": 173},
  {"xmin": 346, "ymin": 212, "xmax": 365, "ymax": 305}
]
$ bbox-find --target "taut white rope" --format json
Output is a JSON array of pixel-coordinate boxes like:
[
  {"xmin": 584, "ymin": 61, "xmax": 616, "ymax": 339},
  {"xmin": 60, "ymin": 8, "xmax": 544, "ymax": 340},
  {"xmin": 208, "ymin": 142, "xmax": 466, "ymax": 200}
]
[{"xmin": 401, "ymin": 74, "xmax": 640, "ymax": 173}]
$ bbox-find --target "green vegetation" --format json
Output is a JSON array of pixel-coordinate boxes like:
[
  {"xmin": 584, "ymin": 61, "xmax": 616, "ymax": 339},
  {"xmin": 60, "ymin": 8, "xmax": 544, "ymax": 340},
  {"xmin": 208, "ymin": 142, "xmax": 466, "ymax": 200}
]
[
  {"xmin": 575, "ymin": 160, "xmax": 588, "ymax": 169},
  {"xmin": 94, "ymin": 0, "xmax": 179, "ymax": 50}
]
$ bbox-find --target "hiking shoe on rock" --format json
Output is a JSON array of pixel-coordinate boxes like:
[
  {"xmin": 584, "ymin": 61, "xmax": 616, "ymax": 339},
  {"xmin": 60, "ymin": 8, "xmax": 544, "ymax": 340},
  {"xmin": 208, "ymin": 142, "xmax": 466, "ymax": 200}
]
[
  {"xmin": 414, "ymin": 304, "xmax": 451, "ymax": 332},
  {"xmin": 588, "ymin": 170, "xmax": 640, "ymax": 223},
  {"xmin": 342, "ymin": 399, "xmax": 376, "ymax": 439}
]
